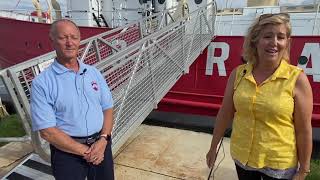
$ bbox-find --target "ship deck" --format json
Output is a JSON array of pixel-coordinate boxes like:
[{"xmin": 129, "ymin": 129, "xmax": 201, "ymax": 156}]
[{"xmin": 0, "ymin": 124, "xmax": 237, "ymax": 180}]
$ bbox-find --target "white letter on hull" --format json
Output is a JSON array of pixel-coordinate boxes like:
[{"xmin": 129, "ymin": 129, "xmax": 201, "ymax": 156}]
[
  {"xmin": 206, "ymin": 42, "xmax": 229, "ymax": 76},
  {"xmin": 298, "ymin": 43, "xmax": 320, "ymax": 82}
]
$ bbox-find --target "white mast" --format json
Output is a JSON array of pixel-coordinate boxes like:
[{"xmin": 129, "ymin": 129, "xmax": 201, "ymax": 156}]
[
  {"xmin": 51, "ymin": 0, "xmax": 62, "ymax": 20},
  {"xmin": 31, "ymin": 0, "xmax": 43, "ymax": 22},
  {"xmin": 101, "ymin": 0, "xmax": 113, "ymax": 27}
]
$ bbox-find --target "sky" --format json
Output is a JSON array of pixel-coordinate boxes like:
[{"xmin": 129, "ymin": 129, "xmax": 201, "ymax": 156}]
[
  {"xmin": 0, "ymin": 0, "xmax": 317, "ymax": 13},
  {"xmin": 0, "ymin": 0, "xmax": 66, "ymax": 12}
]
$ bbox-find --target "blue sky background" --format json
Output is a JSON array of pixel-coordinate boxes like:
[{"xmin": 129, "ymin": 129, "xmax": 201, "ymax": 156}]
[{"xmin": 0, "ymin": 0, "xmax": 316, "ymax": 13}]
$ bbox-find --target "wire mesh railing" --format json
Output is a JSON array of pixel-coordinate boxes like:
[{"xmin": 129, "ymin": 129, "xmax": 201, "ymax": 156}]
[{"xmin": 0, "ymin": 2, "xmax": 216, "ymax": 162}]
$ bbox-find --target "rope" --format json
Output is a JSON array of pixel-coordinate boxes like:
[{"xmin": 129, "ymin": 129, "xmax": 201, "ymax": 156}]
[{"xmin": 13, "ymin": 0, "xmax": 22, "ymax": 11}]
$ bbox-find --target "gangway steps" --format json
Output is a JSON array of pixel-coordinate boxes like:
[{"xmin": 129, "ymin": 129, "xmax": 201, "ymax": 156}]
[{"xmin": 2, "ymin": 154, "xmax": 53, "ymax": 180}]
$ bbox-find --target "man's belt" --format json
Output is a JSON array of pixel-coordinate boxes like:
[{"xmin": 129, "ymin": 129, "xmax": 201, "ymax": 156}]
[{"xmin": 71, "ymin": 132, "xmax": 100, "ymax": 145}]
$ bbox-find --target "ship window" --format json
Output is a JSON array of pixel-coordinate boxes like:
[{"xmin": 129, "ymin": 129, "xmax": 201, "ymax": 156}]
[
  {"xmin": 158, "ymin": 0, "xmax": 165, "ymax": 4},
  {"xmin": 286, "ymin": 6, "xmax": 296, "ymax": 10},
  {"xmin": 195, "ymin": 0, "xmax": 202, "ymax": 4},
  {"xmin": 139, "ymin": 0, "xmax": 148, "ymax": 4},
  {"xmin": 305, "ymin": 5, "xmax": 314, "ymax": 9},
  {"xmin": 298, "ymin": 56, "xmax": 308, "ymax": 65}
]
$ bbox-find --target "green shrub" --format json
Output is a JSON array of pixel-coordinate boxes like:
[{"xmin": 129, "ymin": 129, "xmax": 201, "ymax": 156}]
[
  {"xmin": 0, "ymin": 114, "xmax": 26, "ymax": 147},
  {"xmin": 307, "ymin": 159, "xmax": 320, "ymax": 180}
]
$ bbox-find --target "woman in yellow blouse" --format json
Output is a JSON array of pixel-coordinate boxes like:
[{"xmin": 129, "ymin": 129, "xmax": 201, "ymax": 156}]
[{"xmin": 206, "ymin": 13, "xmax": 313, "ymax": 180}]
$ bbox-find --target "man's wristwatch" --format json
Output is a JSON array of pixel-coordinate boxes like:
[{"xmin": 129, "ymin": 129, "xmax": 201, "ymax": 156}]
[{"xmin": 99, "ymin": 134, "xmax": 111, "ymax": 142}]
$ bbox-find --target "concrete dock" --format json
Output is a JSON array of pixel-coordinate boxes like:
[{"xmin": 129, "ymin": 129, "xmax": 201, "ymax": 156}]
[{"xmin": 0, "ymin": 125, "xmax": 237, "ymax": 180}]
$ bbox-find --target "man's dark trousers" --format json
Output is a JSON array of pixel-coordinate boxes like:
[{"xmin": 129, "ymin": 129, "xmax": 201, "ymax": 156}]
[{"xmin": 50, "ymin": 141, "xmax": 114, "ymax": 180}]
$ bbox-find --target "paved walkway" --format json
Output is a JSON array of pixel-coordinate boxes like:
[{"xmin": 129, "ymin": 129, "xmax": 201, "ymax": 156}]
[
  {"xmin": 0, "ymin": 142, "xmax": 33, "ymax": 177},
  {"xmin": 0, "ymin": 125, "xmax": 238, "ymax": 180}
]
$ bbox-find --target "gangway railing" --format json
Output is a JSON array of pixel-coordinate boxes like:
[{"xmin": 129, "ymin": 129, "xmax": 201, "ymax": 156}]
[
  {"xmin": 215, "ymin": 4, "xmax": 320, "ymax": 36},
  {"xmin": 0, "ymin": 2, "xmax": 217, "ymax": 162}
]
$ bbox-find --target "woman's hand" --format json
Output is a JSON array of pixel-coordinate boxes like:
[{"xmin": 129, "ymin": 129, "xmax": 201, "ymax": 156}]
[
  {"xmin": 292, "ymin": 171, "xmax": 309, "ymax": 180},
  {"xmin": 206, "ymin": 147, "xmax": 217, "ymax": 168}
]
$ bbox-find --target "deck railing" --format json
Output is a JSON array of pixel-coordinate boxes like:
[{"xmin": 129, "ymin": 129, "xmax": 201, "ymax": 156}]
[{"xmin": 215, "ymin": 3, "xmax": 320, "ymax": 36}]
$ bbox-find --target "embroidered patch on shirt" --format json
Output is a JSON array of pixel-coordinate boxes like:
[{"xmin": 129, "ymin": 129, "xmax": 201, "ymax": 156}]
[{"xmin": 91, "ymin": 81, "xmax": 99, "ymax": 91}]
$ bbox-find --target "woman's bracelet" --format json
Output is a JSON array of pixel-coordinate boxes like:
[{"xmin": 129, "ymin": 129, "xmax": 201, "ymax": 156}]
[{"xmin": 298, "ymin": 169, "xmax": 311, "ymax": 175}]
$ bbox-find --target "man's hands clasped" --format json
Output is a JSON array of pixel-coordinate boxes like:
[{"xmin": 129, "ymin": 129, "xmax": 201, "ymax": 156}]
[{"xmin": 83, "ymin": 139, "xmax": 108, "ymax": 165}]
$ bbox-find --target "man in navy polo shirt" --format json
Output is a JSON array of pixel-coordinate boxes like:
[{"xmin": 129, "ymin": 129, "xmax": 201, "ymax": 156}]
[{"xmin": 30, "ymin": 19, "xmax": 114, "ymax": 180}]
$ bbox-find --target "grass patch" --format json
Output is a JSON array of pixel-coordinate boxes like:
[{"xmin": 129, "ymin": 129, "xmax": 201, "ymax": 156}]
[
  {"xmin": 0, "ymin": 114, "xmax": 26, "ymax": 147},
  {"xmin": 307, "ymin": 159, "xmax": 320, "ymax": 180}
]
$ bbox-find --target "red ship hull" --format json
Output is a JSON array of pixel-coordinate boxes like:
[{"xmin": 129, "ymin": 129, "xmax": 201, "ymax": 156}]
[
  {"xmin": 1, "ymin": 17, "xmax": 319, "ymax": 127},
  {"xmin": 0, "ymin": 17, "xmax": 109, "ymax": 68},
  {"xmin": 158, "ymin": 36, "xmax": 320, "ymax": 127}
]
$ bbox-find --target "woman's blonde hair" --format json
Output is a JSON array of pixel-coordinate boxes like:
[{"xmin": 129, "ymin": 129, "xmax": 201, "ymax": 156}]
[{"xmin": 242, "ymin": 13, "xmax": 292, "ymax": 64}]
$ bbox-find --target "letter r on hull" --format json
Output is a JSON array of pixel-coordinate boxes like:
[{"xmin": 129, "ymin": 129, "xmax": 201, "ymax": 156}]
[{"xmin": 206, "ymin": 42, "xmax": 229, "ymax": 76}]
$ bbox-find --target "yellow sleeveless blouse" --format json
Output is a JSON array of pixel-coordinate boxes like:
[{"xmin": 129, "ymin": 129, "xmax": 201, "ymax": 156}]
[{"xmin": 231, "ymin": 60, "xmax": 302, "ymax": 169}]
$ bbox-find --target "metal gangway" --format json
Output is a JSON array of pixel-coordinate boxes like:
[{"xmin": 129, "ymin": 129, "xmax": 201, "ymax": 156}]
[{"xmin": 0, "ymin": 2, "xmax": 217, "ymax": 165}]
